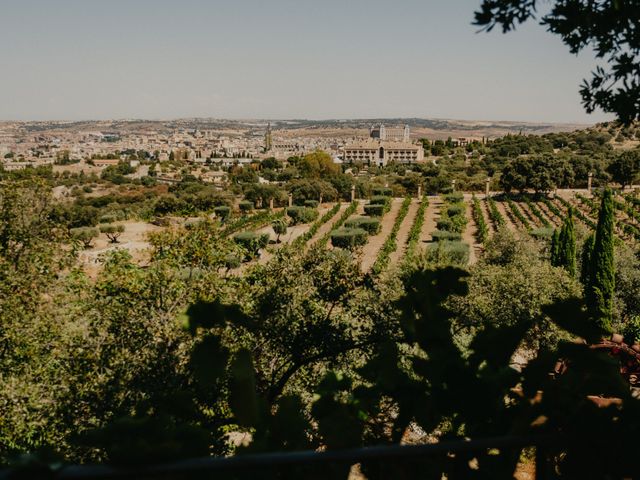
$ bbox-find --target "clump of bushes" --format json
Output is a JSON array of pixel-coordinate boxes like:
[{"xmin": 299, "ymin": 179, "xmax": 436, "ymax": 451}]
[
  {"xmin": 425, "ymin": 240, "xmax": 469, "ymax": 266},
  {"xmin": 233, "ymin": 231, "xmax": 270, "ymax": 260},
  {"xmin": 431, "ymin": 230, "xmax": 462, "ymax": 242},
  {"xmin": 100, "ymin": 224, "xmax": 125, "ymax": 243},
  {"xmin": 286, "ymin": 206, "xmax": 319, "ymax": 225},
  {"xmin": 530, "ymin": 227, "xmax": 554, "ymax": 240},
  {"xmin": 330, "ymin": 228, "xmax": 368, "ymax": 250},
  {"xmin": 371, "ymin": 186, "xmax": 392, "ymax": 197},
  {"xmin": 344, "ymin": 216, "xmax": 381, "ymax": 235},
  {"xmin": 304, "ymin": 200, "xmax": 319, "ymax": 208},
  {"xmin": 214, "ymin": 206, "xmax": 232, "ymax": 221},
  {"xmin": 70, "ymin": 226, "xmax": 99, "ymax": 248},
  {"xmin": 239, "ymin": 201, "xmax": 254, "ymax": 212},
  {"xmin": 443, "ymin": 192, "xmax": 464, "ymax": 203},
  {"xmin": 364, "ymin": 204, "xmax": 386, "ymax": 217}
]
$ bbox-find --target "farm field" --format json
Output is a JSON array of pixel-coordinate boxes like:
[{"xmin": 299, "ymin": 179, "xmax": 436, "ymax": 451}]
[
  {"xmin": 79, "ymin": 190, "xmax": 640, "ymax": 275},
  {"xmin": 75, "ymin": 188, "xmax": 640, "ymax": 277}
]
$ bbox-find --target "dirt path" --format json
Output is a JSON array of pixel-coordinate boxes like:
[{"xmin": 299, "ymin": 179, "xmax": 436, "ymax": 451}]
[
  {"xmin": 537, "ymin": 200, "xmax": 561, "ymax": 226},
  {"xmin": 388, "ymin": 199, "xmax": 419, "ymax": 266},
  {"xmin": 420, "ymin": 196, "xmax": 441, "ymax": 248},
  {"xmin": 304, "ymin": 203, "xmax": 349, "ymax": 248},
  {"xmin": 479, "ymin": 196, "xmax": 496, "ymax": 235},
  {"xmin": 360, "ymin": 198, "xmax": 403, "ymax": 272},
  {"xmin": 494, "ymin": 200, "xmax": 518, "ymax": 231},
  {"xmin": 518, "ymin": 202, "xmax": 541, "ymax": 228},
  {"xmin": 463, "ymin": 195, "xmax": 479, "ymax": 265}
]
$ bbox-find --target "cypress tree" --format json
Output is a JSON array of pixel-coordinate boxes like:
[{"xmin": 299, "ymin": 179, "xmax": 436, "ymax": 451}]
[
  {"xmin": 580, "ymin": 233, "xmax": 595, "ymax": 287},
  {"xmin": 559, "ymin": 209, "xmax": 576, "ymax": 277},
  {"xmin": 587, "ymin": 188, "xmax": 615, "ymax": 331}
]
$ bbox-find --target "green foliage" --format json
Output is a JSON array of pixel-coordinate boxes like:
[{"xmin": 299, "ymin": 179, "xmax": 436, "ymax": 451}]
[
  {"xmin": 286, "ymin": 206, "xmax": 319, "ymax": 225},
  {"xmin": 213, "ymin": 205, "xmax": 231, "ymax": 220},
  {"xmin": 370, "ymin": 197, "xmax": 411, "ymax": 275},
  {"xmin": 99, "ymin": 223, "xmax": 125, "ymax": 243},
  {"xmin": 431, "ymin": 230, "xmax": 462, "ymax": 242},
  {"xmin": 330, "ymin": 228, "xmax": 368, "ymax": 250},
  {"xmin": 291, "ymin": 203, "xmax": 341, "ymax": 248},
  {"xmin": 238, "ymin": 200, "xmax": 254, "ymax": 212},
  {"xmin": 586, "ymin": 189, "xmax": 616, "ymax": 330},
  {"xmin": 471, "ymin": 195, "xmax": 488, "ymax": 243},
  {"xmin": 70, "ymin": 226, "xmax": 99, "ymax": 248},
  {"xmin": 475, "ymin": 0, "xmax": 640, "ymax": 123},
  {"xmin": 363, "ymin": 204, "xmax": 385, "ymax": 217},
  {"xmin": 524, "ymin": 197, "xmax": 551, "ymax": 228},
  {"xmin": 371, "ymin": 186, "xmax": 392, "ymax": 197},
  {"xmin": 315, "ymin": 201, "xmax": 358, "ymax": 247},
  {"xmin": 405, "ymin": 198, "xmax": 428, "ymax": 258},
  {"xmin": 423, "ymin": 240, "xmax": 469, "ymax": 266},
  {"xmin": 486, "ymin": 196, "xmax": 505, "ymax": 228},
  {"xmin": 233, "ymin": 231, "xmax": 270, "ymax": 260},
  {"xmin": 608, "ymin": 149, "xmax": 640, "ymax": 188},
  {"xmin": 271, "ymin": 218, "xmax": 288, "ymax": 243},
  {"xmin": 505, "ymin": 197, "xmax": 531, "ymax": 229},
  {"xmin": 304, "ymin": 199, "xmax": 319, "ymax": 208},
  {"xmin": 344, "ymin": 216, "xmax": 381, "ymax": 235},
  {"xmin": 556, "ymin": 209, "xmax": 577, "ymax": 277}
]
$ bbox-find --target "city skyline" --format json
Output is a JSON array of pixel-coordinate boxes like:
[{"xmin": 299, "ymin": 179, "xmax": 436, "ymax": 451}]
[{"xmin": 1, "ymin": 0, "xmax": 614, "ymax": 124}]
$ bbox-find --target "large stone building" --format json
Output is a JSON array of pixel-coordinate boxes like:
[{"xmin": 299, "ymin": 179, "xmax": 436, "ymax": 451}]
[{"xmin": 342, "ymin": 124, "xmax": 423, "ymax": 166}]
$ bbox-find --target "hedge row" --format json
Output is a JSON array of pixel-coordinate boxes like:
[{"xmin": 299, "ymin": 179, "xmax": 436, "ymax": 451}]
[
  {"xmin": 471, "ymin": 195, "xmax": 488, "ymax": 243},
  {"xmin": 330, "ymin": 228, "xmax": 368, "ymax": 250},
  {"xmin": 315, "ymin": 201, "xmax": 359, "ymax": 247},
  {"xmin": 555, "ymin": 196, "xmax": 596, "ymax": 229},
  {"xmin": 286, "ymin": 206, "xmax": 319, "ymax": 225},
  {"xmin": 424, "ymin": 240, "xmax": 469, "ymax": 266},
  {"xmin": 221, "ymin": 209, "xmax": 285, "ymax": 237},
  {"xmin": 524, "ymin": 197, "xmax": 551, "ymax": 228},
  {"xmin": 370, "ymin": 197, "xmax": 412, "ymax": 275},
  {"xmin": 344, "ymin": 216, "xmax": 381, "ymax": 235},
  {"xmin": 291, "ymin": 202, "xmax": 341, "ymax": 248},
  {"xmin": 486, "ymin": 197, "xmax": 505, "ymax": 228},
  {"xmin": 405, "ymin": 198, "xmax": 429, "ymax": 257},
  {"xmin": 436, "ymin": 196, "xmax": 467, "ymax": 234},
  {"xmin": 542, "ymin": 198, "xmax": 563, "ymax": 219},
  {"xmin": 505, "ymin": 197, "xmax": 531, "ymax": 230}
]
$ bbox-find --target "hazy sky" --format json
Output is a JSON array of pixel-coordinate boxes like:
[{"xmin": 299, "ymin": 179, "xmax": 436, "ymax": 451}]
[{"xmin": 0, "ymin": 0, "xmax": 613, "ymax": 124}]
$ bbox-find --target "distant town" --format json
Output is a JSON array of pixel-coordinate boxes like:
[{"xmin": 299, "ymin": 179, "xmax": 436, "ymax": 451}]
[{"xmin": 0, "ymin": 117, "xmax": 586, "ymax": 175}]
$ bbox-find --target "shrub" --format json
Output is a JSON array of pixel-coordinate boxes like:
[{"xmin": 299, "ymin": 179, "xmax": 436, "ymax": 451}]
[
  {"xmin": 364, "ymin": 204, "xmax": 385, "ymax": 217},
  {"xmin": 369, "ymin": 196, "xmax": 391, "ymax": 207},
  {"xmin": 100, "ymin": 224, "xmax": 125, "ymax": 243},
  {"xmin": 330, "ymin": 228, "xmax": 368, "ymax": 250},
  {"xmin": 224, "ymin": 254, "xmax": 241, "ymax": 271},
  {"xmin": 233, "ymin": 231, "xmax": 270, "ymax": 260},
  {"xmin": 286, "ymin": 206, "xmax": 319, "ymax": 225},
  {"xmin": 239, "ymin": 201, "xmax": 254, "ymax": 212},
  {"xmin": 371, "ymin": 186, "xmax": 392, "ymax": 197},
  {"xmin": 99, "ymin": 214, "xmax": 117, "ymax": 224},
  {"xmin": 184, "ymin": 218, "xmax": 205, "ymax": 229},
  {"xmin": 446, "ymin": 204, "xmax": 465, "ymax": 217},
  {"xmin": 70, "ymin": 226, "xmax": 99, "ymax": 248},
  {"xmin": 304, "ymin": 200, "xmax": 319, "ymax": 208},
  {"xmin": 272, "ymin": 218, "xmax": 288, "ymax": 243},
  {"xmin": 431, "ymin": 230, "xmax": 462, "ymax": 242},
  {"xmin": 425, "ymin": 240, "xmax": 469, "ymax": 266},
  {"xmin": 214, "ymin": 206, "xmax": 232, "ymax": 220},
  {"xmin": 443, "ymin": 192, "xmax": 464, "ymax": 203},
  {"xmin": 530, "ymin": 227, "xmax": 555, "ymax": 240},
  {"xmin": 344, "ymin": 216, "xmax": 381, "ymax": 235}
]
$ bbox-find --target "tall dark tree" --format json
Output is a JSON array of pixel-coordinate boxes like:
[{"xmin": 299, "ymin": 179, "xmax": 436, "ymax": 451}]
[
  {"xmin": 557, "ymin": 209, "xmax": 577, "ymax": 277},
  {"xmin": 580, "ymin": 232, "xmax": 595, "ymax": 287},
  {"xmin": 474, "ymin": 1, "xmax": 640, "ymax": 124},
  {"xmin": 607, "ymin": 149, "xmax": 640, "ymax": 189},
  {"xmin": 586, "ymin": 189, "xmax": 616, "ymax": 330}
]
